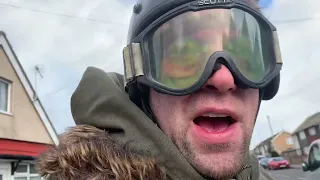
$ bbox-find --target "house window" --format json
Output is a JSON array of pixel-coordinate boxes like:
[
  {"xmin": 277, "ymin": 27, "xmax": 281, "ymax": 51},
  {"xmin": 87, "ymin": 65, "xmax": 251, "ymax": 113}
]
[
  {"xmin": 264, "ymin": 144, "xmax": 268, "ymax": 150},
  {"xmin": 286, "ymin": 137, "xmax": 293, "ymax": 145},
  {"xmin": 297, "ymin": 149, "xmax": 302, "ymax": 156},
  {"xmin": 293, "ymin": 135, "xmax": 301, "ymax": 149},
  {"xmin": 308, "ymin": 127, "xmax": 316, "ymax": 136},
  {"xmin": 13, "ymin": 164, "xmax": 43, "ymax": 180},
  {"xmin": 303, "ymin": 147, "xmax": 309, "ymax": 155},
  {"xmin": 260, "ymin": 147, "xmax": 264, "ymax": 153},
  {"xmin": 0, "ymin": 78, "xmax": 10, "ymax": 113},
  {"xmin": 299, "ymin": 131, "xmax": 306, "ymax": 140},
  {"xmin": 16, "ymin": 164, "xmax": 28, "ymax": 173}
]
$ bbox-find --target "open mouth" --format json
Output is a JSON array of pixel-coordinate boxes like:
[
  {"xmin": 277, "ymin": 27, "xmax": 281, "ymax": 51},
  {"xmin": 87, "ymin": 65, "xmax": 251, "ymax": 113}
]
[{"xmin": 193, "ymin": 113, "xmax": 236, "ymax": 133}]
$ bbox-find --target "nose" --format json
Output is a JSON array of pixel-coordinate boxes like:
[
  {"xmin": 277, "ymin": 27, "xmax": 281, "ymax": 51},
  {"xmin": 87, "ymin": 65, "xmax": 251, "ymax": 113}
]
[{"xmin": 203, "ymin": 65, "xmax": 236, "ymax": 92}]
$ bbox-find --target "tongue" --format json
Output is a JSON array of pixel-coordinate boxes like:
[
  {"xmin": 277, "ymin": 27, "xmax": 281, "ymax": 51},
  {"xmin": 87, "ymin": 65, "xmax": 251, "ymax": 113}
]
[{"xmin": 196, "ymin": 117, "xmax": 230, "ymax": 133}]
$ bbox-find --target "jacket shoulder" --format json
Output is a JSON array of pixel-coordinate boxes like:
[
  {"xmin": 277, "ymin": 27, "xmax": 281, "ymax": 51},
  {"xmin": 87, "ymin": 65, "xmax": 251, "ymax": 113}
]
[
  {"xmin": 258, "ymin": 165, "xmax": 275, "ymax": 180},
  {"xmin": 247, "ymin": 152, "xmax": 275, "ymax": 180}
]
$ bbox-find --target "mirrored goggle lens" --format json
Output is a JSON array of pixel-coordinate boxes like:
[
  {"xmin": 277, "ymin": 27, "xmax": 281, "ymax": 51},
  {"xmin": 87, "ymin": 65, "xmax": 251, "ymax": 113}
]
[{"xmin": 149, "ymin": 8, "xmax": 272, "ymax": 90}]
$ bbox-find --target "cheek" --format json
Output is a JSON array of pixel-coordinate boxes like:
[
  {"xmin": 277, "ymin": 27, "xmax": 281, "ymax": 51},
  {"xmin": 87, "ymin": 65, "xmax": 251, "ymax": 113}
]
[
  {"xmin": 244, "ymin": 89, "xmax": 260, "ymax": 125},
  {"xmin": 149, "ymin": 89, "xmax": 186, "ymax": 133}
]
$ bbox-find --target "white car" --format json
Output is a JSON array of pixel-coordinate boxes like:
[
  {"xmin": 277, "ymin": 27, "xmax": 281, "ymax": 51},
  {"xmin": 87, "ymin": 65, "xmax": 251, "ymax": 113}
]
[{"xmin": 302, "ymin": 139, "xmax": 320, "ymax": 180}]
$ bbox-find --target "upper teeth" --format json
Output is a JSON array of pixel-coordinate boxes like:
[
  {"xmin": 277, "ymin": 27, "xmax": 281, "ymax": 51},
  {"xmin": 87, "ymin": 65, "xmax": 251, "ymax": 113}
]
[{"xmin": 202, "ymin": 113, "xmax": 229, "ymax": 117}]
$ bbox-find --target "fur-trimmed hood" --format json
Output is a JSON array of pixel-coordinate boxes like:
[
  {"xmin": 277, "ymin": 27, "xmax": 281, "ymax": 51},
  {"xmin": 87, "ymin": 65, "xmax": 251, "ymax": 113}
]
[{"xmin": 37, "ymin": 125, "xmax": 164, "ymax": 180}]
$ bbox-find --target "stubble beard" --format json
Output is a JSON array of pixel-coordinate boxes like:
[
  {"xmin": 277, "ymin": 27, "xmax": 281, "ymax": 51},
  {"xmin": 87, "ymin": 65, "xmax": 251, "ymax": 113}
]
[{"xmin": 172, "ymin": 131, "xmax": 252, "ymax": 180}]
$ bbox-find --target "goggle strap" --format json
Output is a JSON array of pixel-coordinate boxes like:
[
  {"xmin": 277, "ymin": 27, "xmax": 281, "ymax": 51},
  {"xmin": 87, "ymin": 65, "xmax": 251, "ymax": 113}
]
[
  {"xmin": 123, "ymin": 43, "xmax": 144, "ymax": 86},
  {"xmin": 273, "ymin": 31, "xmax": 283, "ymax": 65}
]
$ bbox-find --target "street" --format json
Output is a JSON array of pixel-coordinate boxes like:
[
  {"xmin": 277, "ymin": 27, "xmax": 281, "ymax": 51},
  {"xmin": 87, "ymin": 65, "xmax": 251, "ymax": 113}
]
[{"xmin": 267, "ymin": 168, "xmax": 306, "ymax": 180}]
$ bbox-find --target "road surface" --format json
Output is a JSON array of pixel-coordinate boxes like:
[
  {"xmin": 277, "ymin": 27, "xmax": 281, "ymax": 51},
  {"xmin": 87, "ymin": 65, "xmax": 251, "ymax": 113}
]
[{"xmin": 267, "ymin": 168, "xmax": 306, "ymax": 180}]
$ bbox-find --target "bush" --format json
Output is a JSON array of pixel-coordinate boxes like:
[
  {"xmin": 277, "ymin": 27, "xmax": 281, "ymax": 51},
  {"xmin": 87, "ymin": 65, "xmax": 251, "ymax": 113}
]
[{"xmin": 271, "ymin": 151, "xmax": 280, "ymax": 157}]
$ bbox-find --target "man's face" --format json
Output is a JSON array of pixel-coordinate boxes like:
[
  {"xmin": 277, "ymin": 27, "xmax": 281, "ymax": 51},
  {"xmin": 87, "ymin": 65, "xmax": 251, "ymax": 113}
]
[{"xmin": 150, "ymin": 65, "xmax": 259, "ymax": 179}]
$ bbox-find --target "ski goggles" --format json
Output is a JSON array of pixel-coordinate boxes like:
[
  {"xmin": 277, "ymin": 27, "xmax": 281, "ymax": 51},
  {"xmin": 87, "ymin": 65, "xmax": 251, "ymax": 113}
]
[{"xmin": 123, "ymin": 0, "xmax": 283, "ymax": 96}]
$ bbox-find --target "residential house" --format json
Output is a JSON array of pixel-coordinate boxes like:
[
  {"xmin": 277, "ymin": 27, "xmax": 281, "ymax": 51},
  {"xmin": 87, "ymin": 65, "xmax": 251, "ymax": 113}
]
[
  {"xmin": 0, "ymin": 31, "xmax": 59, "ymax": 180},
  {"xmin": 254, "ymin": 133, "xmax": 277, "ymax": 157},
  {"xmin": 292, "ymin": 112, "xmax": 320, "ymax": 156},
  {"xmin": 254, "ymin": 131, "xmax": 295, "ymax": 157},
  {"xmin": 271, "ymin": 131, "xmax": 295, "ymax": 154}
]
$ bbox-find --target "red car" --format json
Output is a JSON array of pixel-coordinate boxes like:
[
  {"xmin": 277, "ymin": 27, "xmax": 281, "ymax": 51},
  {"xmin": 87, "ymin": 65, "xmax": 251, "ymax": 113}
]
[{"xmin": 268, "ymin": 157, "xmax": 290, "ymax": 170}]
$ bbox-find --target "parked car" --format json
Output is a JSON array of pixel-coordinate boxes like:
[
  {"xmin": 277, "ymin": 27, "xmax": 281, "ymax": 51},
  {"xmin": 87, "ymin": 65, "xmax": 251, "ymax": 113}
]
[
  {"xmin": 268, "ymin": 157, "xmax": 290, "ymax": 170},
  {"xmin": 259, "ymin": 157, "xmax": 269, "ymax": 169},
  {"xmin": 301, "ymin": 139, "xmax": 320, "ymax": 180}
]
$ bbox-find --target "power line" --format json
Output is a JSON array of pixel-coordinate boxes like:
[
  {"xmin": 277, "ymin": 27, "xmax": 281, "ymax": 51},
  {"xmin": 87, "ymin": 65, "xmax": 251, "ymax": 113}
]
[
  {"xmin": 0, "ymin": 2, "xmax": 129, "ymax": 26},
  {"xmin": 3, "ymin": 1, "xmax": 319, "ymax": 99},
  {"xmin": 1, "ymin": 1, "xmax": 320, "ymax": 26},
  {"xmin": 271, "ymin": 16, "xmax": 320, "ymax": 24},
  {"xmin": 41, "ymin": 80, "xmax": 80, "ymax": 99},
  {"xmin": 274, "ymin": 76, "xmax": 320, "ymax": 100}
]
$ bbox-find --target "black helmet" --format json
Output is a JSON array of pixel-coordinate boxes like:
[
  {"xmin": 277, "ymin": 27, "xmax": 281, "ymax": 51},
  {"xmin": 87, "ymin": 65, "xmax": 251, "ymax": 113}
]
[
  {"xmin": 124, "ymin": 0, "xmax": 281, "ymax": 105},
  {"xmin": 127, "ymin": 0, "xmax": 261, "ymax": 43},
  {"xmin": 127, "ymin": 0, "xmax": 195, "ymax": 43}
]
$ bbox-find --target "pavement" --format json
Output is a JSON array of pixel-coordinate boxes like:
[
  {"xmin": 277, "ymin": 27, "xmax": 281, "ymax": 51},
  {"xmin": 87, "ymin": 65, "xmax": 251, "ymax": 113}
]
[
  {"xmin": 267, "ymin": 168, "xmax": 307, "ymax": 180},
  {"xmin": 290, "ymin": 165, "xmax": 303, "ymax": 169}
]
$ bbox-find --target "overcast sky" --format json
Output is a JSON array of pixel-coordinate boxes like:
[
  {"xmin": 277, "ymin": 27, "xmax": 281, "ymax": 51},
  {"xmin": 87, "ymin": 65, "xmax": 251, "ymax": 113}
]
[{"xmin": 0, "ymin": 0, "xmax": 319, "ymax": 149}]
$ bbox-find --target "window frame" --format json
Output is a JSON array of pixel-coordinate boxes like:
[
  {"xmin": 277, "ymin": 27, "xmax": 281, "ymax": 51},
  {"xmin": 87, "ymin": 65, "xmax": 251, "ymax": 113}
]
[
  {"xmin": 286, "ymin": 137, "xmax": 293, "ymax": 145},
  {"xmin": 299, "ymin": 131, "xmax": 306, "ymax": 140},
  {"xmin": 309, "ymin": 127, "xmax": 317, "ymax": 136},
  {"xmin": 304, "ymin": 146, "xmax": 309, "ymax": 155},
  {"xmin": 296, "ymin": 149, "xmax": 302, "ymax": 156},
  {"xmin": 0, "ymin": 77, "xmax": 11, "ymax": 115},
  {"xmin": 13, "ymin": 163, "xmax": 43, "ymax": 180}
]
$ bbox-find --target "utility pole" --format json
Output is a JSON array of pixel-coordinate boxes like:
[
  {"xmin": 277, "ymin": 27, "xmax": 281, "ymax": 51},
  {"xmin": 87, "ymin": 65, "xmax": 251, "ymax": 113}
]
[
  {"xmin": 33, "ymin": 65, "xmax": 44, "ymax": 101},
  {"xmin": 267, "ymin": 115, "xmax": 274, "ymax": 136}
]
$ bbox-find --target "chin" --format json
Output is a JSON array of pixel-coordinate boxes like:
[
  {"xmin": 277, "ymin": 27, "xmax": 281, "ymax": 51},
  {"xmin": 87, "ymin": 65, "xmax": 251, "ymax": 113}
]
[
  {"xmin": 174, "ymin": 122, "xmax": 251, "ymax": 179},
  {"xmin": 183, "ymin": 132, "xmax": 248, "ymax": 179},
  {"xmin": 193, "ymin": 148, "xmax": 246, "ymax": 179}
]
